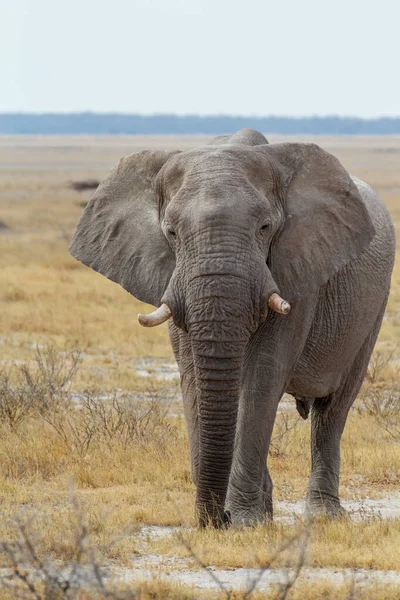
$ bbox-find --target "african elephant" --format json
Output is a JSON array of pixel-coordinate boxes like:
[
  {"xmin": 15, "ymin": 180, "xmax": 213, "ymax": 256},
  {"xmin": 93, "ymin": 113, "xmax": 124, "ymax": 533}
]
[{"xmin": 69, "ymin": 129, "xmax": 395, "ymax": 528}]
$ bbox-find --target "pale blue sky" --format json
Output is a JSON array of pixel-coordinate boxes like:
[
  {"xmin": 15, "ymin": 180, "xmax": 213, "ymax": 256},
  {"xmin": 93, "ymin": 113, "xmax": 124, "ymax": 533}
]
[{"xmin": 2, "ymin": 0, "xmax": 399, "ymax": 116}]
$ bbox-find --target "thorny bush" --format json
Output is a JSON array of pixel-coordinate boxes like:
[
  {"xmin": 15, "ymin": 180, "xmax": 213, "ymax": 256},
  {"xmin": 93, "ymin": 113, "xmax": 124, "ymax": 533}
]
[
  {"xmin": 0, "ymin": 346, "xmax": 80, "ymax": 430},
  {"xmin": 355, "ymin": 345, "xmax": 400, "ymax": 439},
  {"xmin": 358, "ymin": 389, "xmax": 400, "ymax": 440},
  {"xmin": 269, "ymin": 408, "xmax": 302, "ymax": 458},
  {"xmin": 42, "ymin": 390, "xmax": 176, "ymax": 458},
  {"xmin": 0, "ymin": 346, "xmax": 176, "ymax": 459},
  {"xmin": 366, "ymin": 346, "xmax": 399, "ymax": 384}
]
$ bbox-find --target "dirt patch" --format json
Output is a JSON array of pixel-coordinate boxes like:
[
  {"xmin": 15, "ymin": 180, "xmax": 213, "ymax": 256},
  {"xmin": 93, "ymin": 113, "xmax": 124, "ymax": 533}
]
[
  {"xmin": 127, "ymin": 498, "xmax": 400, "ymax": 591},
  {"xmin": 135, "ymin": 359, "xmax": 179, "ymax": 381},
  {"xmin": 112, "ymin": 563, "xmax": 400, "ymax": 592},
  {"xmin": 277, "ymin": 493, "xmax": 400, "ymax": 522},
  {"xmin": 69, "ymin": 180, "xmax": 100, "ymax": 191}
]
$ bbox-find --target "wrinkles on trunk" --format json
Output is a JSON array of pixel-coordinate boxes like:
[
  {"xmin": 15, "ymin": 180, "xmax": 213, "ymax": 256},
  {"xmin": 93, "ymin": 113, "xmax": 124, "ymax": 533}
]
[
  {"xmin": 187, "ymin": 271, "xmax": 253, "ymax": 527},
  {"xmin": 193, "ymin": 346, "xmax": 245, "ymax": 527}
]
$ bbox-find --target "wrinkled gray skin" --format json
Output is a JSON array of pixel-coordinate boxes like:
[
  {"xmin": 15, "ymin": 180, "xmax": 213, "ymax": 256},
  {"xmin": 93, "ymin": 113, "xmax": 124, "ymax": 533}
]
[{"xmin": 70, "ymin": 129, "xmax": 395, "ymax": 528}]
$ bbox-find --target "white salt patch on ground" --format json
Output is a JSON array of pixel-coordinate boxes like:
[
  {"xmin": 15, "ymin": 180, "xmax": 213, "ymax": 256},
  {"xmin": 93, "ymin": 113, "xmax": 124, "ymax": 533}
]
[
  {"xmin": 138, "ymin": 525, "xmax": 180, "ymax": 540},
  {"xmin": 135, "ymin": 359, "xmax": 179, "ymax": 381},
  {"xmin": 129, "ymin": 496, "xmax": 400, "ymax": 591},
  {"xmin": 112, "ymin": 564, "xmax": 400, "ymax": 591},
  {"xmin": 277, "ymin": 493, "xmax": 400, "ymax": 522}
]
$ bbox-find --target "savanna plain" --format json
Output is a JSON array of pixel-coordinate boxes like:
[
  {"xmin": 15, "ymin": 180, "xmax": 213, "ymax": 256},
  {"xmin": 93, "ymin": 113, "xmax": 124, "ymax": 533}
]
[{"xmin": 0, "ymin": 134, "xmax": 399, "ymax": 599}]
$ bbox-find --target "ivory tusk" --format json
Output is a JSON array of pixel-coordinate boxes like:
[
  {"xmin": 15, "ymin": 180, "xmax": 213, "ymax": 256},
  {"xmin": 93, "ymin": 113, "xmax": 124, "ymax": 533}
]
[
  {"xmin": 138, "ymin": 303, "xmax": 172, "ymax": 327},
  {"xmin": 268, "ymin": 293, "xmax": 291, "ymax": 315}
]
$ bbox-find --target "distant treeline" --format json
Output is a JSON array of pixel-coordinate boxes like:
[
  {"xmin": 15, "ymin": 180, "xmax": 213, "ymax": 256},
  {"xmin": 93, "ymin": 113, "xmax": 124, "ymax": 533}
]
[{"xmin": 1, "ymin": 113, "xmax": 400, "ymax": 135}]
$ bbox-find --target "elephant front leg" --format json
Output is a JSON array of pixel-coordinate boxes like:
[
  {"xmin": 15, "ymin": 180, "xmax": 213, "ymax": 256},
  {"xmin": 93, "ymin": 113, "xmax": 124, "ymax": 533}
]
[
  {"xmin": 169, "ymin": 322, "xmax": 199, "ymax": 485},
  {"xmin": 181, "ymin": 372, "xmax": 199, "ymax": 485},
  {"xmin": 226, "ymin": 302, "xmax": 315, "ymax": 526},
  {"xmin": 225, "ymin": 369, "xmax": 282, "ymax": 527}
]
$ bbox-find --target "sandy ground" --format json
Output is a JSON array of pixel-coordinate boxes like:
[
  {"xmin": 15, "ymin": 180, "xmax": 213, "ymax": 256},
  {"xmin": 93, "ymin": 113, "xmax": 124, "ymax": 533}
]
[
  {"xmin": 112, "ymin": 564, "xmax": 400, "ymax": 592},
  {"xmin": 110, "ymin": 495, "xmax": 400, "ymax": 592}
]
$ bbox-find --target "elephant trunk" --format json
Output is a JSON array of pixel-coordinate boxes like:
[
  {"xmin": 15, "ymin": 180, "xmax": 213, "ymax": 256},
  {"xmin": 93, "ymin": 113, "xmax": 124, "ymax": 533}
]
[
  {"xmin": 192, "ymin": 337, "xmax": 246, "ymax": 527},
  {"xmin": 187, "ymin": 269, "xmax": 255, "ymax": 527}
]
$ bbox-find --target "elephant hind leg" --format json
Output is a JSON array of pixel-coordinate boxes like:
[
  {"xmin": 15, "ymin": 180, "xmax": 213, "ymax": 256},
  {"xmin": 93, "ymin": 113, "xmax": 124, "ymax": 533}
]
[{"xmin": 306, "ymin": 301, "xmax": 387, "ymax": 517}]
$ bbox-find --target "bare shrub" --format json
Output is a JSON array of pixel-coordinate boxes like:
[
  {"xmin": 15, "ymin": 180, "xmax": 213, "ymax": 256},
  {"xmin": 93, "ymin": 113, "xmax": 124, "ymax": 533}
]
[
  {"xmin": 40, "ymin": 388, "xmax": 176, "ymax": 460},
  {"xmin": 0, "ymin": 498, "xmax": 110, "ymax": 599},
  {"xmin": 20, "ymin": 345, "xmax": 80, "ymax": 415},
  {"xmin": 0, "ymin": 496, "xmax": 192, "ymax": 599},
  {"xmin": 0, "ymin": 346, "xmax": 80, "ymax": 430},
  {"xmin": 359, "ymin": 389, "xmax": 400, "ymax": 439},
  {"xmin": 0, "ymin": 368, "xmax": 37, "ymax": 431},
  {"xmin": 0, "ymin": 347, "xmax": 175, "ymax": 462},
  {"xmin": 40, "ymin": 407, "xmax": 98, "ymax": 460},
  {"xmin": 366, "ymin": 346, "xmax": 398, "ymax": 384},
  {"xmin": 79, "ymin": 391, "xmax": 174, "ymax": 450},
  {"xmin": 269, "ymin": 408, "xmax": 302, "ymax": 458}
]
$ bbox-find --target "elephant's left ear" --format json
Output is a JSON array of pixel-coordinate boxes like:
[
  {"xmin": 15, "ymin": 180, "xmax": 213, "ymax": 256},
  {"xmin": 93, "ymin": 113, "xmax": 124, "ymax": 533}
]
[
  {"xmin": 264, "ymin": 143, "xmax": 375, "ymax": 300},
  {"xmin": 69, "ymin": 150, "xmax": 179, "ymax": 307}
]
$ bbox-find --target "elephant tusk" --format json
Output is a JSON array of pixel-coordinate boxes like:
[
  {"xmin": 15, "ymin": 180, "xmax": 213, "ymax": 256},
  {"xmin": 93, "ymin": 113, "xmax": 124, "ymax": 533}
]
[
  {"xmin": 268, "ymin": 293, "xmax": 291, "ymax": 315},
  {"xmin": 137, "ymin": 303, "xmax": 172, "ymax": 327}
]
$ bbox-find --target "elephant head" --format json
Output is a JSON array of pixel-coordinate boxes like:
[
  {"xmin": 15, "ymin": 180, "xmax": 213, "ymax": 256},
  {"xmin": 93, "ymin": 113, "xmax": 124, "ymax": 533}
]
[{"xmin": 70, "ymin": 130, "xmax": 374, "ymax": 527}]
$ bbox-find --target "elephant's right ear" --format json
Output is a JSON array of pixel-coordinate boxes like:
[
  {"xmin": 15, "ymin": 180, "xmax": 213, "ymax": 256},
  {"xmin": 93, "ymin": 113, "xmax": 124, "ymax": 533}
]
[{"xmin": 69, "ymin": 150, "xmax": 179, "ymax": 307}]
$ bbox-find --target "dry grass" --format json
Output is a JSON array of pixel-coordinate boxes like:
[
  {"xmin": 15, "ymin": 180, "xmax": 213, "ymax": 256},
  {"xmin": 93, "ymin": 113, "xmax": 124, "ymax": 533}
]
[
  {"xmin": 0, "ymin": 585, "xmax": 398, "ymax": 600},
  {"xmin": 151, "ymin": 517, "xmax": 400, "ymax": 571},
  {"xmin": 0, "ymin": 135, "xmax": 399, "ymax": 598}
]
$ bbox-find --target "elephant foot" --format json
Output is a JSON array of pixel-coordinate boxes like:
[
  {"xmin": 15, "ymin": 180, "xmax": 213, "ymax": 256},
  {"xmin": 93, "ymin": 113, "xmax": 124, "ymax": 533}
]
[
  {"xmin": 226, "ymin": 474, "xmax": 273, "ymax": 527},
  {"xmin": 306, "ymin": 492, "xmax": 348, "ymax": 520},
  {"xmin": 224, "ymin": 500, "xmax": 272, "ymax": 527},
  {"xmin": 225, "ymin": 510, "xmax": 269, "ymax": 527},
  {"xmin": 223, "ymin": 511, "xmax": 232, "ymax": 526},
  {"xmin": 196, "ymin": 498, "xmax": 227, "ymax": 529}
]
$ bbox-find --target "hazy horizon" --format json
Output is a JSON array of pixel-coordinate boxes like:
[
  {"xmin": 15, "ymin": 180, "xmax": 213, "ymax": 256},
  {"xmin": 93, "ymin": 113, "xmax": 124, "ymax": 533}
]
[{"xmin": 2, "ymin": 113, "xmax": 400, "ymax": 135}]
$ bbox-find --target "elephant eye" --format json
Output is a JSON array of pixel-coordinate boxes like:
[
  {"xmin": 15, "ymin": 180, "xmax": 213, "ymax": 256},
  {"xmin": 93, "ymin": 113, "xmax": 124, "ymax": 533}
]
[
  {"xmin": 260, "ymin": 223, "xmax": 269, "ymax": 232},
  {"xmin": 167, "ymin": 227, "xmax": 176, "ymax": 238}
]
